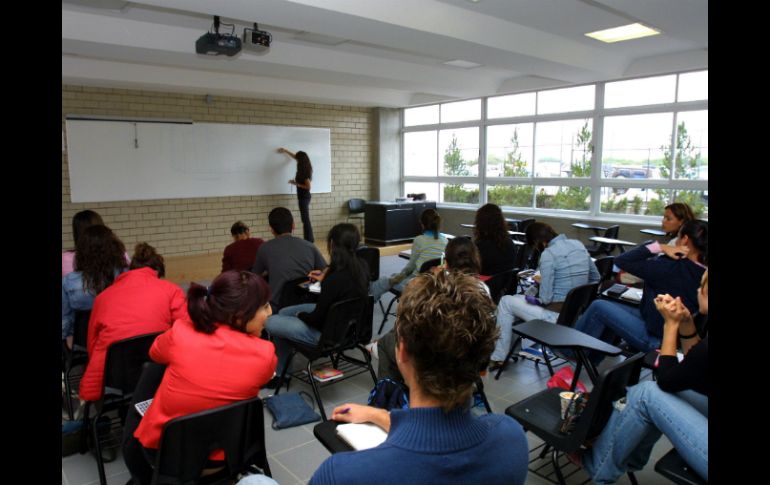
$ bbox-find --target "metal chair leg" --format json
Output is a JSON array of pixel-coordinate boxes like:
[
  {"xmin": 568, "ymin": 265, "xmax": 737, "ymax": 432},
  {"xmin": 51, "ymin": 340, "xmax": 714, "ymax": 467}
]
[
  {"xmin": 494, "ymin": 336, "xmax": 521, "ymax": 380},
  {"xmin": 306, "ymin": 360, "xmax": 327, "ymax": 421},
  {"xmin": 551, "ymin": 448, "xmax": 567, "ymax": 485},
  {"xmin": 92, "ymin": 410, "xmax": 108, "ymax": 485},
  {"xmin": 377, "ymin": 295, "xmax": 398, "ymax": 335},
  {"xmin": 274, "ymin": 350, "xmax": 296, "ymax": 396}
]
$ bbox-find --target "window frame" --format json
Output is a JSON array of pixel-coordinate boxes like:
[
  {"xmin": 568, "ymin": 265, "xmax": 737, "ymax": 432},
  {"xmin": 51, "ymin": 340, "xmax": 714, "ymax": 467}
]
[{"xmin": 401, "ymin": 70, "xmax": 708, "ymax": 221}]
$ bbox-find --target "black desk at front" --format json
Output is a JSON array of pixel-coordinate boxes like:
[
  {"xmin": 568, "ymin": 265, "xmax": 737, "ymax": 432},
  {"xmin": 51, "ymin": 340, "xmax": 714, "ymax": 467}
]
[{"xmin": 364, "ymin": 200, "xmax": 437, "ymax": 245}]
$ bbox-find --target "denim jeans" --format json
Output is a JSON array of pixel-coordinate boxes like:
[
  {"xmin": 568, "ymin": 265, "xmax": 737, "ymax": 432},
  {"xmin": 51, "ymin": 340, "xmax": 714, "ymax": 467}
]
[
  {"xmin": 491, "ymin": 294, "xmax": 558, "ymax": 361},
  {"xmin": 264, "ymin": 303, "xmax": 320, "ymax": 375},
  {"xmin": 573, "ymin": 300, "xmax": 661, "ymax": 365},
  {"xmin": 370, "ymin": 275, "xmax": 413, "ymax": 303},
  {"xmin": 298, "ymin": 194, "xmax": 314, "ymax": 243},
  {"xmin": 61, "ymin": 272, "xmax": 97, "ymax": 339},
  {"xmin": 584, "ymin": 381, "xmax": 708, "ymax": 483}
]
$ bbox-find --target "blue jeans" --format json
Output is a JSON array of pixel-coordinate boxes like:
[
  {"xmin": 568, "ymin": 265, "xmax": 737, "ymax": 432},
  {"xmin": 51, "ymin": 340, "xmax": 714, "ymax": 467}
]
[
  {"xmin": 491, "ymin": 295, "xmax": 558, "ymax": 361},
  {"xmin": 264, "ymin": 303, "xmax": 320, "ymax": 375},
  {"xmin": 573, "ymin": 300, "xmax": 661, "ymax": 365},
  {"xmin": 584, "ymin": 381, "xmax": 708, "ymax": 483},
  {"xmin": 370, "ymin": 275, "xmax": 413, "ymax": 303}
]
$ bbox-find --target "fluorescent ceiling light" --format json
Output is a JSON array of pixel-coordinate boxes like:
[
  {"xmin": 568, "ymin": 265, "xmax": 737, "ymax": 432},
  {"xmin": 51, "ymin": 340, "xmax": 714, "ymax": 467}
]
[
  {"xmin": 443, "ymin": 59, "xmax": 482, "ymax": 69},
  {"xmin": 585, "ymin": 23, "xmax": 661, "ymax": 43}
]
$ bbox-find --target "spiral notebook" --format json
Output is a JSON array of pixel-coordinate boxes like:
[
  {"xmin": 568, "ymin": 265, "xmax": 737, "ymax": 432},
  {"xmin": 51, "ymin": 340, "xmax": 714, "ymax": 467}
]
[{"xmin": 335, "ymin": 422, "xmax": 388, "ymax": 450}]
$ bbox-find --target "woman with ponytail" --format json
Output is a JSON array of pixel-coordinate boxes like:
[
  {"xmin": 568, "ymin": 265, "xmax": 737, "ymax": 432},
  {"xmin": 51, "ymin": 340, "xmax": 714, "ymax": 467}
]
[
  {"xmin": 265, "ymin": 223, "xmax": 369, "ymax": 379},
  {"xmin": 125, "ymin": 269, "xmax": 276, "ymax": 485}
]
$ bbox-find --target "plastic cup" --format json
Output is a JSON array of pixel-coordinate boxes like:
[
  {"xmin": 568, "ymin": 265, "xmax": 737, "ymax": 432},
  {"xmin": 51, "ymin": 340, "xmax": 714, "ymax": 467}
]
[{"xmin": 559, "ymin": 391, "xmax": 575, "ymax": 416}]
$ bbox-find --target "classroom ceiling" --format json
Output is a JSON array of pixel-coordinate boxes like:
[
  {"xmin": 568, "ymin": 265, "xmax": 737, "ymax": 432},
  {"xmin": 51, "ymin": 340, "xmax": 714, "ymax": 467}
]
[{"xmin": 62, "ymin": 0, "xmax": 708, "ymax": 108}]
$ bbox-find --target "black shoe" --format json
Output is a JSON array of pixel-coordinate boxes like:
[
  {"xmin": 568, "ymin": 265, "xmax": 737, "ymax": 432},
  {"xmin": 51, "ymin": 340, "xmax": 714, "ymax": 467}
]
[
  {"xmin": 488, "ymin": 361, "xmax": 504, "ymax": 372},
  {"xmin": 263, "ymin": 375, "xmax": 289, "ymax": 390}
]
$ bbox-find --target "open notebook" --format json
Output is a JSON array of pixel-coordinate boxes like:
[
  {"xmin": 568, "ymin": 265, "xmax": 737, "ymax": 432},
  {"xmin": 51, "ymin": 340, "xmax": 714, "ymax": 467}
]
[{"xmin": 336, "ymin": 422, "xmax": 388, "ymax": 450}]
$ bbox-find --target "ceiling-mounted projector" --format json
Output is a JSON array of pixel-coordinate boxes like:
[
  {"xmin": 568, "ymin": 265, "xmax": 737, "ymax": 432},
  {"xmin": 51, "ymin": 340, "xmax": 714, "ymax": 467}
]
[
  {"xmin": 243, "ymin": 23, "xmax": 272, "ymax": 54},
  {"xmin": 196, "ymin": 15, "xmax": 242, "ymax": 57}
]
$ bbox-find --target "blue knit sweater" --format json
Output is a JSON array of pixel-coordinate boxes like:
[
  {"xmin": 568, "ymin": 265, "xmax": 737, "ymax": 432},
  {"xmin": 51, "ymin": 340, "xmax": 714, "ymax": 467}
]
[{"xmin": 309, "ymin": 407, "xmax": 528, "ymax": 485}]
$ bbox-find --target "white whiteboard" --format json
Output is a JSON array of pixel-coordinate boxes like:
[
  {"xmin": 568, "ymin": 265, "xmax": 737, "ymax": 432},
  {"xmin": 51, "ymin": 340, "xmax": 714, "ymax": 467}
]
[{"xmin": 65, "ymin": 119, "xmax": 331, "ymax": 203}]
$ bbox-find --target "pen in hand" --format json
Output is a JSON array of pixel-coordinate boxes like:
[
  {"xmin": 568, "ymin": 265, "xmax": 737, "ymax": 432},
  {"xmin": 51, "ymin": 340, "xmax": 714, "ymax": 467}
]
[{"xmin": 338, "ymin": 407, "xmax": 351, "ymax": 415}]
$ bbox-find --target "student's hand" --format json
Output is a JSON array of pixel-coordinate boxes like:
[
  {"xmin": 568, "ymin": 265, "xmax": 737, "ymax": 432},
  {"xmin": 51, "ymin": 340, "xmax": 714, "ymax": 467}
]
[
  {"xmin": 277, "ymin": 147, "xmax": 288, "ymax": 154},
  {"xmin": 533, "ymin": 274, "xmax": 542, "ymax": 283},
  {"xmin": 431, "ymin": 264, "xmax": 445, "ymax": 275},
  {"xmin": 332, "ymin": 403, "xmax": 390, "ymax": 431},
  {"xmin": 308, "ymin": 269, "xmax": 325, "ymax": 281},
  {"xmin": 660, "ymin": 244, "xmax": 689, "ymax": 260},
  {"xmin": 653, "ymin": 293, "xmax": 675, "ymax": 310},
  {"xmin": 388, "ymin": 274, "xmax": 405, "ymax": 286},
  {"xmin": 288, "ymin": 179, "xmax": 296, "ymax": 185}
]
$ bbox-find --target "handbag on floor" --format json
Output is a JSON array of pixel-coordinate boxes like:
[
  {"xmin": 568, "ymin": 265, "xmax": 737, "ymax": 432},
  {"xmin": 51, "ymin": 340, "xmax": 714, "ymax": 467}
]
[{"xmin": 264, "ymin": 391, "xmax": 321, "ymax": 430}]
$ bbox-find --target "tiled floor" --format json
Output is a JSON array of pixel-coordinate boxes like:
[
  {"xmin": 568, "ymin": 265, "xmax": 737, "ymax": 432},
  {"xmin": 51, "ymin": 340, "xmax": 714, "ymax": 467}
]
[{"xmin": 62, "ymin": 255, "xmax": 674, "ymax": 485}]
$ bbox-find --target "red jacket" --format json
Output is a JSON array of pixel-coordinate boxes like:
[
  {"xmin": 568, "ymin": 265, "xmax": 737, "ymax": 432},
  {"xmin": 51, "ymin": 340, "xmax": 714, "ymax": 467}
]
[
  {"xmin": 134, "ymin": 318, "xmax": 276, "ymax": 457},
  {"xmin": 79, "ymin": 268, "xmax": 187, "ymax": 401}
]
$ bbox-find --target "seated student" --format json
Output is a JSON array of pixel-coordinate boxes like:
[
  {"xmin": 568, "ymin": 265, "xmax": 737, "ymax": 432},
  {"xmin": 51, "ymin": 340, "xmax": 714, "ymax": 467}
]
[
  {"xmin": 577, "ymin": 270, "xmax": 709, "ymax": 483},
  {"xmin": 573, "ymin": 219, "xmax": 707, "ymax": 364},
  {"xmin": 489, "ymin": 222, "xmax": 599, "ymax": 368},
  {"xmin": 78, "ymin": 243, "xmax": 187, "ymax": 402},
  {"xmin": 62, "ymin": 225, "xmax": 128, "ymax": 345},
  {"xmin": 222, "ymin": 221, "xmax": 264, "ymax": 272},
  {"xmin": 377, "ymin": 236, "xmax": 489, "ymax": 381},
  {"xmin": 370, "ymin": 208, "xmax": 447, "ymax": 302},
  {"xmin": 62, "ymin": 209, "xmax": 104, "ymax": 277},
  {"xmin": 264, "ymin": 223, "xmax": 369, "ymax": 381},
  {"xmin": 662, "ymin": 202, "xmax": 695, "ymax": 246},
  {"xmin": 310, "ymin": 271, "xmax": 528, "ymax": 485},
  {"xmin": 473, "ymin": 203, "xmax": 516, "ymax": 276},
  {"xmin": 251, "ymin": 207, "xmax": 327, "ymax": 310},
  {"xmin": 123, "ymin": 270, "xmax": 276, "ymax": 485}
]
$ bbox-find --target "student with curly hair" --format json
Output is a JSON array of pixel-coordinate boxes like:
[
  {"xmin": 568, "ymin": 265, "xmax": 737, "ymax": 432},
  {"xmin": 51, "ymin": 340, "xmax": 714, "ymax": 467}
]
[
  {"xmin": 61, "ymin": 225, "xmax": 128, "ymax": 344},
  {"xmin": 310, "ymin": 271, "xmax": 528, "ymax": 485},
  {"xmin": 62, "ymin": 209, "xmax": 104, "ymax": 277},
  {"xmin": 662, "ymin": 202, "xmax": 695, "ymax": 246}
]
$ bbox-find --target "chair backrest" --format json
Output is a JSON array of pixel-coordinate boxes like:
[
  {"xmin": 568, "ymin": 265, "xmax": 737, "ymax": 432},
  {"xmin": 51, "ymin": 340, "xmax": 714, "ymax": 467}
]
[
  {"xmin": 347, "ymin": 198, "xmax": 366, "ymax": 214},
  {"xmin": 419, "ymin": 257, "xmax": 442, "ymax": 273},
  {"xmin": 72, "ymin": 310, "xmax": 92, "ymax": 350},
  {"xmin": 103, "ymin": 332, "xmax": 162, "ymax": 396},
  {"xmin": 577, "ymin": 352, "xmax": 644, "ymax": 442},
  {"xmin": 517, "ymin": 218, "xmax": 536, "ymax": 233},
  {"xmin": 356, "ymin": 246, "xmax": 380, "ymax": 281},
  {"xmin": 153, "ymin": 396, "xmax": 269, "ymax": 485},
  {"xmin": 485, "ymin": 268, "xmax": 517, "ymax": 305},
  {"xmin": 604, "ymin": 225, "xmax": 620, "ymax": 239},
  {"xmin": 318, "ymin": 297, "xmax": 366, "ymax": 350},
  {"xmin": 555, "ymin": 282, "xmax": 599, "ymax": 327},
  {"xmin": 593, "ymin": 256, "xmax": 615, "ymax": 285}
]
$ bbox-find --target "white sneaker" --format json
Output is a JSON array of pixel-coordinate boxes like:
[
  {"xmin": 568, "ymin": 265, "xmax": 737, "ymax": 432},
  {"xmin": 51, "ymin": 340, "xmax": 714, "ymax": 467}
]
[{"xmin": 365, "ymin": 342, "xmax": 379, "ymax": 360}]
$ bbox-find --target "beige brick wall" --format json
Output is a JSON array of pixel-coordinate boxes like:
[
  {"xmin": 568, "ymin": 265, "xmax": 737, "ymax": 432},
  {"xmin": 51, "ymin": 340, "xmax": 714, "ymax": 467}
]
[{"xmin": 62, "ymin": 85, "xmax": 375, "ymax": 258}]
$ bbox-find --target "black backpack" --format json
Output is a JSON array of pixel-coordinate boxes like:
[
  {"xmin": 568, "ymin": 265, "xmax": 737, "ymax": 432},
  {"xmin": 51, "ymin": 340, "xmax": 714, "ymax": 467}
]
[{"xmin": 367, "ymin": 378, "xmax": 409, "ymax": 411}]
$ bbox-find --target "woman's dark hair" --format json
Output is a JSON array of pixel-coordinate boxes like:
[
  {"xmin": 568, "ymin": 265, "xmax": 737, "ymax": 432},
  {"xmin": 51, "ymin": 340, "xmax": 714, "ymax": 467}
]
[
  {"xmin": 444, "ymin": 236, "xmax": 481, "ymax": 275},
  {"xmin": 525, "ymin": 222, "xmax": 558, "ymax": 250},
  {"xmin": 473, "ymin": 203, "xmax": 508, "ymax": 249},
  {"xmin": 326, "ymin": 223, "xmax": 369, "ymax": 295},
  {"xmin": 230, "ymin": 221, "xmax": 249, "ymax": 236},
  {"xmin": 72, "ymin": 210, "xmax": 104, "ymax": 251},
  {"xmin": 665, "ymin": 203, "xmax": 695, "ymax": 236},
  {"xmin": 395, "ymin": 271, "xmax": 498, "ymax": 412},
  {"xmin": 75, "ymin": 225, "xmax": 127, "ymax": 294},
  {"xmin": 130, "ymin": 242, "xmax": 166, "ymax": 278},
  {"xmin": 295, "ymin": 151, "xmax": 313, "ymax": 183},
  {"xmin": 187, "ymin": 270, "xmax": 271, "ymax": 334},
  {"xmin": 420, "ymin": 208, "xmax": 441, "ymax": 239},
  {"xmin": 678, "ymin": 219, "xmax": 708, "ymax": 265}
]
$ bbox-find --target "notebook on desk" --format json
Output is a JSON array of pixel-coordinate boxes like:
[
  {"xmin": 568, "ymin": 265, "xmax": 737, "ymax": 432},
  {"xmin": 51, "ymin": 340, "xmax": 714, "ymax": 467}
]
[
  {"xmin": 619, "ymin": 288, "xmax": 643, "ymax": 303},
  {"xmin": 336, "ymin": 422, "xmax": 388, "ymax": 450}
]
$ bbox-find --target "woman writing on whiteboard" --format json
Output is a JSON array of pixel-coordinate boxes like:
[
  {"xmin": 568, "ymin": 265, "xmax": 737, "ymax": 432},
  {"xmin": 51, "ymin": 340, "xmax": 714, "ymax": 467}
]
[{"xmin": 278, "ymin": 147, "xmax": 314, "ymax": 243}]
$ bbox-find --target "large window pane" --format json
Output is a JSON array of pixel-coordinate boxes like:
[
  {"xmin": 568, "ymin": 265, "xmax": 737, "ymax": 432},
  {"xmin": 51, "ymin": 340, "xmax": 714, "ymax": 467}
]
[
  {"xmin": 404, "ymin": 131, "xmax": 437, "ymax": 176},
  {"xmin": 537, "ymin": 85, "xmax": 594, "ymax": 115},
  {"xmin": 487, "ymin": 92, "xmax": 536, "ymax": 119},
  {"xmin": 673, "ymin": 190, "xmax": 708, "ymax": 219},
  {"xmin": 599, "ymin": 187, "xmax": 669, "ymax": 216},
  {"xmin": 486, "ymin": 124, "xmax": 534, "ymax": 177},
  {"xmin": 441, "ymin": 183, "xmax": 480, "ymax": 204},
  {"xmin": 439, "ymin": 128, "xmax": 479, "ymax": 176},
  {"xmin": 678, "ymin": 71, "xmax": 708, "ymax": 102},
  {"xmin": 534, "ymin": 119, "xmax": 592, "ymax": 177},
  {"xmin": 404, "ymin": 105, "xmax": 439, "ymax": 126},
  {"xmin": 604, "ymin": 75, "xmax": 676, "ymax": 108},
  {"xmin": 404, "ymin": 181, "xmax": 439, "ymax": 202},
  {"xmin": 602, "ymin": 113, "xmax": 673, "ymax": 180},
  {"xmin": 535, "ymin": 185, "xmax": 590, "ymax": 211},
  {"xmin": 440, "ymin": 99, "xmax": 481, "ymax": 123},
  {"xmin": 487, "ymin": 184, "xmax": 534, "ymax": 208},
  {"xmin": 673, "ymin": 111, "xmax": 708, "ymax": 180}
]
